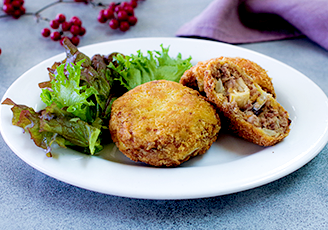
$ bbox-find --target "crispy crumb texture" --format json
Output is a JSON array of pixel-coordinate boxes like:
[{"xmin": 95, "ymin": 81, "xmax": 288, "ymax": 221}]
[
  {"xmin": 109, "ymin": 80, "xmax": 221, "ymax": 167},
  {"xmin": 180, "ymin": 57, "xmax": 276, "ymax": 97}
]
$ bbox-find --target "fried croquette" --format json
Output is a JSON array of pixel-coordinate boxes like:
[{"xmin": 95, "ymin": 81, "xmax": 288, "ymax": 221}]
[
  {"xmin": 109, "ymin": 80, "xmax": 221, "ymax": 167},
  {"xmin": 180, "ymin": 57, "xmax": 276, "ymax": 97},
  {"xmin": 203, "ymin": 58, "xmax": 290, "ymax": 146}
]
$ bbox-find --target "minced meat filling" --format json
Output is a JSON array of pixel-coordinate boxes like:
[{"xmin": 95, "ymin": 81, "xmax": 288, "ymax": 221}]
[
  {"xmin": 214, "ymin": 63, "xmax": 289, "ymax": 133},
  {"xmin": 217, "ymin": 64, "xmax": 258, "ymax": 100},
  {"xmin": 244, "ymin": 102, "xmax": 289, "ymax": 133}
]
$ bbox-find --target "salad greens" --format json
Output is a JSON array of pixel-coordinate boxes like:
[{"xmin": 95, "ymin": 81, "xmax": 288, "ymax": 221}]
[
  {"xmin": 40, "ymin": 59, "xmax": 98, "ymax": 122},
  {"xmin": 2, "ymin": 38, "xmax": 192, "ymax": 156},
  {"xmin": 109, "ymin": 44, "xmax": 192, "ymax": 90}
]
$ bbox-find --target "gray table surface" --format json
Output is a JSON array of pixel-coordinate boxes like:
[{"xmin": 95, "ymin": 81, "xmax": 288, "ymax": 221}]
[{"xmin": 1, "ymin": 0, "xmax": 328, "ymax": 229}]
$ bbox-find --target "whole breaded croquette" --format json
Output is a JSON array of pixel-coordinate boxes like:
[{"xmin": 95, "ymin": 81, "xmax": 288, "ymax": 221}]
[{"xmin": 109, "ymin": 80, "xmax": 221, "ymax": 167}]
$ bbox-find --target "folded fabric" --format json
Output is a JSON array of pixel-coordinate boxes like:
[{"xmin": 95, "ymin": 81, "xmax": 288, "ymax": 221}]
[{"xmin": 176, "ymin": 0, "xmax": 328, "ymax": 50}]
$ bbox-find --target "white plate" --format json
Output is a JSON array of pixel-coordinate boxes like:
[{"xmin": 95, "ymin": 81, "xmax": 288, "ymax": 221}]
[{"xmin": 1, "ymin": 37, "xmax": 328, "ymax": 200}]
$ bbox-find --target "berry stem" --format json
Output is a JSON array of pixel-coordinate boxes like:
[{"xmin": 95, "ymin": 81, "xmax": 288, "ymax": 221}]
[
  {"xmin": 0, "ymin": 0, "xmax": 82, "ymax": 21},
  {"xmin": 34, "ymin": 1, "xmax": 79, "ymax": 16},
  {"xmin": 0, "ymin": 14, "xmax": 10, "ymax": 18}
]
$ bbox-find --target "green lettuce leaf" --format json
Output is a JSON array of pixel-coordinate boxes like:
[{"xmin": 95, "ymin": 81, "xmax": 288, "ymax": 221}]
[
  {"xmin": 40, "ymin": 59, "xmax": 98, "ymax": 122},
  {"xmin": 40, "ymin": 104, "xmax": 102, "ymax": 154},
  {"xmin": 2, "ymin": 98, "xmax": 102, "ymax": 155},
  {"xmin": 108, "ymin": 44, "xmax": 192, "ymax": 91}
]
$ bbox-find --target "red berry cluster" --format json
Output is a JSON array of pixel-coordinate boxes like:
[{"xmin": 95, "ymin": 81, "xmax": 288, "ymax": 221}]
[
  {"xmin": 2, "ymin": 0, "xmax": 26, "ymax": 19},
  {"xmin": 41, "ymin": 14, "xmax": 86, "ymax": 46},
  {"xmin": 97, "ymin": 0, "xmax": 138, "ymax": 32}
]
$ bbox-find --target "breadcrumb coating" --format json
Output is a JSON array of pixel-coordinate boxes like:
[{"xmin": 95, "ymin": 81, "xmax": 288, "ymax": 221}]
[
  {"xmin": 180, "ymin": 57, "xmax": 276, "ymax": 97},
  {"xmin": 109, "ymin": 80, "xmax": 221, "ymax": 166}
]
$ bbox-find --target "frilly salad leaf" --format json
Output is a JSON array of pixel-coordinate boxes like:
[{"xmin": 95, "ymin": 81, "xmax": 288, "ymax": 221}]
[
  {"xmin": 2, "ymin": 98, "xmax": 102, "ymax": 156},
  {"xmin": 3, "ymin": 56, "xmax": 104, "ymax": 155},
  {"xmin": 40, "ymin": 59, "xmax": 98, "ymax": 123},
  {"xmin": 39, "ymin": 104, "xmax": 102, "ymax": 154},
  {"xmin": 108, "ymin": 44, "xmax": 192, "ymax": 91}
]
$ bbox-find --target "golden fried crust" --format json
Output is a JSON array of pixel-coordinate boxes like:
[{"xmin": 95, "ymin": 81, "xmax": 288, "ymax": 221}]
[
  {"xmin": 179, "ymin": 59, "xmax": 212, "ymax": 92},
  {"xmin": 203, "ymin": 59, "xmax": 290, "ymax": 146},
  {"xmin": 109, "ymin": 80, "xmax": 221, "ymax": 167},
  {"xmin": 180, "ymin": 57, "xmax": 275, "ymax": 97}
]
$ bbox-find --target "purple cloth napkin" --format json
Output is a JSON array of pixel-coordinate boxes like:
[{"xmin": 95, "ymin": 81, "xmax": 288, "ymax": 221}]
[{"xmin": 176, "ymin": 0, "xmax": 328, "ymax": 50}]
